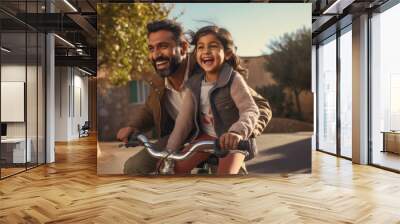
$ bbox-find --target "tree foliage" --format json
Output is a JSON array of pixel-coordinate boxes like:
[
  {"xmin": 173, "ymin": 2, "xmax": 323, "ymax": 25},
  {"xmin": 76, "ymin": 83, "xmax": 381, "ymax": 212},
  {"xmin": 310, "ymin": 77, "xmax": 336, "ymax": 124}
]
[
  {"xmin": 256, "ymin": 85, "xmax": 286, "ymax": 116},
  {"xmin": 98, "ymin": 3, "xmax": 171, "ymax": 86},
  {"xmin": 265, "ymin": 27, "xmax": 311, "ymax": 119}
]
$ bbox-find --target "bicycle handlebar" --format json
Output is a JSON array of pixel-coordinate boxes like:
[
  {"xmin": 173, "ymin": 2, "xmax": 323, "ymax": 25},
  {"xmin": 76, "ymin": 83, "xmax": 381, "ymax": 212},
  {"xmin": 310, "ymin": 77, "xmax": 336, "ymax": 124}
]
[{"xmin": 124, "ymin": 134, "xmax": 249, "ymax": 160}]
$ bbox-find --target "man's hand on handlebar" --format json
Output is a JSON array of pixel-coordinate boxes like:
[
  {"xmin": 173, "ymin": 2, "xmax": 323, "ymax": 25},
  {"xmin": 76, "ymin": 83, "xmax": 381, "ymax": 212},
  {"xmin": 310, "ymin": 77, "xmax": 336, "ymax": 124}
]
[
  {"xmin": 219, "ymin": 132, "xmax": 243, "ymax": 151},
  {"xmin": 117, "ymin": 126, "xmax": 136, "ymax": 143},
  {"xmin": 118, "ymin": 129, "xmax": 143, "ymax": 148}
]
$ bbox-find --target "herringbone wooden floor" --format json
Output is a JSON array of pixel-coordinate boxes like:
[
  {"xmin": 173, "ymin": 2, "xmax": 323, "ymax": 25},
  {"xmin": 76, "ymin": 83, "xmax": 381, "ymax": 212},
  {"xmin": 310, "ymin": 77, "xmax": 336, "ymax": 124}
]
[{"xmin": 1, "ymin": 135, "xmax": 400, "ymax": 224}]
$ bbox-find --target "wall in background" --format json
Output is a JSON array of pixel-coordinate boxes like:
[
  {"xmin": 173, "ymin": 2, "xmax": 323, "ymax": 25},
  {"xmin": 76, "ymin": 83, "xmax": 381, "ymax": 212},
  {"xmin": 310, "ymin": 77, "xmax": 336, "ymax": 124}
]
[{"xmin": 55, "ymin": 67, "xmax": 89, "ymax": 141}]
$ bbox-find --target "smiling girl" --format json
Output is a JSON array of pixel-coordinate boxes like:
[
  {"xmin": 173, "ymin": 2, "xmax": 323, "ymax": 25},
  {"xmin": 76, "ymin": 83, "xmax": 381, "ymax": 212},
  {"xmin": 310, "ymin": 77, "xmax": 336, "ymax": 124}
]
[{"xmin": 165, "ymin": 26, "xmax": 259, "ymax": 175}]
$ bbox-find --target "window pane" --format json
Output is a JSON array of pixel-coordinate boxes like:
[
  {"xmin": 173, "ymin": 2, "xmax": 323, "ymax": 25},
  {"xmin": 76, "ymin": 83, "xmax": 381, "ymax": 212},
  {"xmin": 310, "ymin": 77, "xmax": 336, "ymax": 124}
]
[
  {"xmin": 371, "ymin": 4, "xmax": 400, "ymax": 171},
  {"xmin": 340, "ymin": 29, "xmax": 352, "ymax": 158},
  {"xmin": 130, "ymin": 81, "xmax": 138, "ymax": 103},
  {"xmin": 317, "ymin": 36, "xmax": 337, "ymax": 154}
]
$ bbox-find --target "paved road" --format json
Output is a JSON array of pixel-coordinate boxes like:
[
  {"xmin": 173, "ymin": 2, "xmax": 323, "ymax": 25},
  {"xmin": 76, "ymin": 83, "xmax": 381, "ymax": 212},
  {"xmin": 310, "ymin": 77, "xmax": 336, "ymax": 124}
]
[{"xmin": 246, "ymin": 132, "xmax": 312, "ymax": 174}]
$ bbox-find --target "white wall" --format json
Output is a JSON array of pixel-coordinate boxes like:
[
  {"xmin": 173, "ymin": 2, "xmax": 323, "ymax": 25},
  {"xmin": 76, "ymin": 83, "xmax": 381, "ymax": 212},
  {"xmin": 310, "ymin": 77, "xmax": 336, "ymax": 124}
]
[
  {"xmin": 1, "ymin": 64, "xmax": 26, "ymax": 81},
  {"xmin": 72, "ymin": 73, "xmax": 89, "ymax": 138},
  {"xmin": 55, "ymin": 66, "xmax": 69, "ymax": 141},
  {"xmin": 55, "ymin": 67, "xmax": 89, "ymax": 141}
]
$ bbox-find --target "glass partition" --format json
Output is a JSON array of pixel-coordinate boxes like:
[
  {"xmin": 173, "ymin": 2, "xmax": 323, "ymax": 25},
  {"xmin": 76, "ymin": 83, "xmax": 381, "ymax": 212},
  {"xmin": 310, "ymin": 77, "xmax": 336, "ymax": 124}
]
[
  {"xmin": 0, "ymin": 1, "xmax": 46, "ymax": 179},
  {"xmin": 27, "ymin": 30, "xmax": 38, "ymax": 169},
  {"xmin": 1, "ymin": 30, "xmax": 28, "ymax": 177}
]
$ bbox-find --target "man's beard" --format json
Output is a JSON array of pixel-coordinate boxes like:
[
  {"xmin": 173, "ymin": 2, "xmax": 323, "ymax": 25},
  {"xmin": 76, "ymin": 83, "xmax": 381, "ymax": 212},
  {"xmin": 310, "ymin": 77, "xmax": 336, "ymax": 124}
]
[{"xmin": 152, "ymin": 55, "xmax": 182, "ymax": 78}]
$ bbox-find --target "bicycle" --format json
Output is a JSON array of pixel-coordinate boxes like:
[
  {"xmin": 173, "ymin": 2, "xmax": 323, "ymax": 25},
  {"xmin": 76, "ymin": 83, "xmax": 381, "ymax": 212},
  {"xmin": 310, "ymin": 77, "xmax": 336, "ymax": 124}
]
[{"xmin": 120, "ymin": 133, "xmax": 252, "ymax": 175}]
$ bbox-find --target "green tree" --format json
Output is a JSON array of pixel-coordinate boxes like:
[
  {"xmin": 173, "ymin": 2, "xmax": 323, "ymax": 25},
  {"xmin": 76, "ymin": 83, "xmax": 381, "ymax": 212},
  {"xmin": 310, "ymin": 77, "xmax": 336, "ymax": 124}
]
[
  {"xmin": 265, "ymin": 27, "xmax": 311, "ymax": 120},
  {"xmin": 256, "ymin": 85, "xmax": 285, "ymax": 116},
  {"xmin": 98, "ymin": 3, "xmax": 171, "ymax": 86}
]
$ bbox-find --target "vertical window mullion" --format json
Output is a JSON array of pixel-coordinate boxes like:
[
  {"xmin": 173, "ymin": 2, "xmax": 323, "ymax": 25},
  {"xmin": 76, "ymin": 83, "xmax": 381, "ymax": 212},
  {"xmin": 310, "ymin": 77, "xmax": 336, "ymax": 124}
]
[
  {"xmin": 36, "ymin": 0, "xmax": 39, "ymax": 167},
  {"xmin": 316, "ymin": 44, "xmax": 319, "ymax": 151},
  {"xmin": 367, "ymin": 11, "xmax": 373, "ymax": 165},
  {"xmin": 25, "ymin": 0, "xmax": 28, "ymax": 171},
  {"xmin": 337, "ymin": 29, "xmax": 341, "ymax": 157}
]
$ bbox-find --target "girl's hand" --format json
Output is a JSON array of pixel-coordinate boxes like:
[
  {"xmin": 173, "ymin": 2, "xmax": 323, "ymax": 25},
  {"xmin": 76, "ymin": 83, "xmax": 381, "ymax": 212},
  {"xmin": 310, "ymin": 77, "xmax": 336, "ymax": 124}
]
[{"xmin": 219, "ymin": 132, "xmax": 243, "ymax": 150}]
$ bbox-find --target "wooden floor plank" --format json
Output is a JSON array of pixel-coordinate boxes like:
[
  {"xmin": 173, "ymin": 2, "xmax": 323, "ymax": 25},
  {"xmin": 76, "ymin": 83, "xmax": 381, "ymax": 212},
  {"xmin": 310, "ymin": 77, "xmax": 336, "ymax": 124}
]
[{"xmin": 0, "ymin": 135, "xmax": 400, "ymax": 223}]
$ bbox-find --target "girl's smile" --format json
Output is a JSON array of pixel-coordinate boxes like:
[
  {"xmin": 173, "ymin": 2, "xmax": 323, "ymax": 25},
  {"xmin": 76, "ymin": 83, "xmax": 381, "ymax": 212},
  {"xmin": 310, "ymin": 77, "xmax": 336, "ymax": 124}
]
[{"xmin": 200, "ymin": 56, "xmax": 215, "ymax": 66}]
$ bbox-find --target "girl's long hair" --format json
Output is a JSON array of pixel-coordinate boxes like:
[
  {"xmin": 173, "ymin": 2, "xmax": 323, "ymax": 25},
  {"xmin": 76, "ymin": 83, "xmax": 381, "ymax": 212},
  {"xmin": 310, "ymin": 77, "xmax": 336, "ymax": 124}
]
[{"xmin": 191, "ymin": 26, "xmax": 248, "ymax": 79}]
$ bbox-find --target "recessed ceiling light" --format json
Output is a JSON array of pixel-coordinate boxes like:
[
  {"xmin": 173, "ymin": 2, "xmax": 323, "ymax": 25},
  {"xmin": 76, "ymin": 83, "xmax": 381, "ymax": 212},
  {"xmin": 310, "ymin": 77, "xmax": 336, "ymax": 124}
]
[
  {"xmin": 322, "ymin": 0, "xmax": 354, "ymax": 15},
  {"xmin": 63, "ymin": 0, "xmax": 78, "ymax": 12},
  {"xmin": 1, "ymin": 47, "xmax": 11, "ymax": 53},
  {"xmin": 77, "ymin": 67, "xmax": 93, "ymax": 76},
  {"xmin": 54, "ymin": 34, "xmax": 75, "ymax": 48}
]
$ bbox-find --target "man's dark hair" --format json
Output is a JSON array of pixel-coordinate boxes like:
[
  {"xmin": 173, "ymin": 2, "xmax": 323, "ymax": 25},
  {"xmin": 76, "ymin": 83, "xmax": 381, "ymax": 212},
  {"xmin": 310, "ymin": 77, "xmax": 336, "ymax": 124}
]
[{"xmin": 147, "ymin": 19, "xmax": 184, "ymax": 44}]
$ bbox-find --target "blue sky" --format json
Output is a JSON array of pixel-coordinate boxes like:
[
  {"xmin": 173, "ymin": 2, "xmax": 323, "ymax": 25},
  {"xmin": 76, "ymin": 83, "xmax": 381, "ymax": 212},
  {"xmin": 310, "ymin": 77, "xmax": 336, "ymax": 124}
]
[{"xmin": 168, "ymin": 3, "xmax": 311, "ymax": 57}]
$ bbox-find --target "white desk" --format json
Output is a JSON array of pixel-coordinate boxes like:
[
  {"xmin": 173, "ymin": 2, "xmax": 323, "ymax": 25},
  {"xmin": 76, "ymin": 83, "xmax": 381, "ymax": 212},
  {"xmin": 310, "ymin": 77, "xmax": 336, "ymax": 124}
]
[{"xmin": 1, "ymin": 138, "xmax": 31, "ymax": 163}]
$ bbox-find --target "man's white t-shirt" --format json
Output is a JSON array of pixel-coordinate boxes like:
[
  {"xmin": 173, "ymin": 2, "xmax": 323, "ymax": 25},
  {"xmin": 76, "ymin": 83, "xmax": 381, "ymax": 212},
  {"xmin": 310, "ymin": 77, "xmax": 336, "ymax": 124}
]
[{"xmin": 164, "ymin": 58, "xmax": 190, "ymax": 120}]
